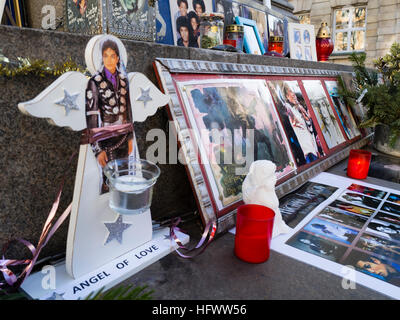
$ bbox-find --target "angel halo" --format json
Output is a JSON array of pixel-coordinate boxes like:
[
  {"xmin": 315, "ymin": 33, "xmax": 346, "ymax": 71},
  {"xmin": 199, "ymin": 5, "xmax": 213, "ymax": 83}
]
[{"xmin": 18, "ymin": 34, "xmax": 171, "ymax": 280}]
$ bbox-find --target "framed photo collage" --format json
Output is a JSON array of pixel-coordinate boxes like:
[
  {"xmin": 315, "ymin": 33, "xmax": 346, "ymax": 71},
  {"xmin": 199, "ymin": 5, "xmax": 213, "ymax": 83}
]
[{"xmin": 154, "ymin": 58, "xmax": 369, "ymax": 233}]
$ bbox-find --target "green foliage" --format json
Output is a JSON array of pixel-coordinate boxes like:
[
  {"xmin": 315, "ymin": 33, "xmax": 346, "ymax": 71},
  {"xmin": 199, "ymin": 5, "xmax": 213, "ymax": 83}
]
[
  {"xmin": 84, "ymin": 284, "xmax": 154, "ymax": 300},
  {"xmin": 0, "ymin": 52, "xmax": 87, "ymax": 78},
  {"xmin": 0, "ymin": 289, "xmax": 29, "ymax": 300},
  {"xmin": 339, "ymin": 43, "xmax": 400, "ymax": 146}
]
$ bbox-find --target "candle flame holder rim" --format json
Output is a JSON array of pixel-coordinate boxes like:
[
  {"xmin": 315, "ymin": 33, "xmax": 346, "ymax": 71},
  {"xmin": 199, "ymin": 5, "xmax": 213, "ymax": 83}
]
[{"xmin": 103, "ymin": 158, "xmax": 161, "ymax": 192}]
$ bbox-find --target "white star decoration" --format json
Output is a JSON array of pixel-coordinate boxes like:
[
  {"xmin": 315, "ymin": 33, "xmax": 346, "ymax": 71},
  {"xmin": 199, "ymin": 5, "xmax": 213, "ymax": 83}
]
[
  {"xmin": 104, "ymin": 215, "xmax": 132, "ymax": 245},
  {"xmin": 136, "ymin": 87, "xmax": 152, "ymax": 107},
  {"xmin": 55, "ymin": 89, "xmax": 80, "ymax": 115},
  {"xmin": 46, "ymin": 292, "xmax": 65, "ymax": 300}
]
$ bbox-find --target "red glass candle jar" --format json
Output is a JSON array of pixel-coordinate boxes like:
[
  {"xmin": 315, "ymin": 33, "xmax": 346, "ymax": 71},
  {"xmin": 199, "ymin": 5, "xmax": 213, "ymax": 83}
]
[
  {"xmin": 234, "ymin": 204, "xmax": 275, "ymax": 264},
  {"xmin": 268, "ymin": 36, "xmax": 284, "ymax": 55},
  {"xmin": 316, "ymin": 22, "xmax": 334, "ymax": 62},
  {"xmin": 347, "ymin": 149, "xmax": 372, "ymax": 179},
  {"xmin": 223, "ymin": 25, "xmax": 244, "ymax": 51}
]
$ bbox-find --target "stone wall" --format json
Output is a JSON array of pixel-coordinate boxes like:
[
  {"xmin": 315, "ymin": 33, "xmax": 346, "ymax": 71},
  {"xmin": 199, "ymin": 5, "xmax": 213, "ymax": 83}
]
[
  {"xmin": 289, "ymin": 0, "xmax": 400, "ymax": 67},
  {"xmin": 0, "ymin": 25, "xmax": 353, "ymax": 260}
]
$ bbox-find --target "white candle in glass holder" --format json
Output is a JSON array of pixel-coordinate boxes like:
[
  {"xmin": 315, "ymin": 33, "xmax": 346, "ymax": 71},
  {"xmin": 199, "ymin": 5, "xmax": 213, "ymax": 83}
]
[{"xmin": 109, "ymin": 175, "xmax": 153, "ymax": 215}]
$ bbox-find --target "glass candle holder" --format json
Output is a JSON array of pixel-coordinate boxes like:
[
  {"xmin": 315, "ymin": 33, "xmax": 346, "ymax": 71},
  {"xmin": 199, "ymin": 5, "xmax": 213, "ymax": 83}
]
[
  {"xmin": 234, "ymin": 204, "xmax": 275, "ymax": 264},
  {"xmin": 103, "ymin": 158, "xmax": 160, "ymax": 215},
  {"xmin": 347, "ymin": 149, "xmax": 372, "ymax": 180},
  {"xmin": 268, "ymin": 36, "xmax": 284, "ymax": 55},
  {"xmin": 223, "ymin": 24, "xmax": 244, "ymax": 51},
  {"xmin": 199, "ymin": 13, "xmax": 224, "ymax": 49}
]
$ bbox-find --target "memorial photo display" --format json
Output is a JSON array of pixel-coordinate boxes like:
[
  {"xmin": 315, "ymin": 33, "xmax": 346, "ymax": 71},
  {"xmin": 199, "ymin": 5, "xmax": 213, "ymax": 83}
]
[
  {"xmin": 325, "ymin": 80, "xmax": 360, "ymax": 140},
  {"xmin": 268, "ymin": 80, "xmax": 325, "ymax": 167},
  {"xmin": 169, "ymin": 0, "xmax": 214, "ymax": 47},
  {"xmin": 302, "ymin": 80, "xmax": 346, "ymax": 149},
  {"xmin": 287, "ymin": 182, "xmax": 400, "ymax": 290},
  {"xmin": 176, "ymin": 77, "xmax": 296, "ymax": 212},
  {"xmin": 154, "ymin": 57, "xmax": 367, "ymax": 231}
]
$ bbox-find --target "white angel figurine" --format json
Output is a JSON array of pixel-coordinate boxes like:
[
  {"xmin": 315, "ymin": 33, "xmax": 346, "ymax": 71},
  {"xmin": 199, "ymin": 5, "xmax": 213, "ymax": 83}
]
[
  {"xmin": 242, "ymin": 160, "xmax": 291, "ymax": 238},
  {"xmin": 18, "ymin": 34, "xmax": 170, "ymax": 279}
]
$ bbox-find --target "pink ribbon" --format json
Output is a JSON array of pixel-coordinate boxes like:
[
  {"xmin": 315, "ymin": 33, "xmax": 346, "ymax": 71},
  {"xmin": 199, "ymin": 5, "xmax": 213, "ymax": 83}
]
[
  {"xmin": 169, "ymin": 217, "xmax": 217, "ymax": 259},
  {"xmin": 0, "ymin": 153, "xmax": 76, "ymax": 291},
  {"xmin": 80, "ymin": 123, "xmax": 134, "ymax": 145}
]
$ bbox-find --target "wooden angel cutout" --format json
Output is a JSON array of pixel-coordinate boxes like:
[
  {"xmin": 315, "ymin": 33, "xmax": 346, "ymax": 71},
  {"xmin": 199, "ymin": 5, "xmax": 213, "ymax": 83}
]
[{"xmin": 18, "ymin": 34, "xmax": 170, "ymax": 279}]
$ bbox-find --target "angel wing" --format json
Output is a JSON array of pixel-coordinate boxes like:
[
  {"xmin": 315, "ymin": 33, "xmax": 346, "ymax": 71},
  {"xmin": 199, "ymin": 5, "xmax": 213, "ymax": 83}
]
[
  {"xmin": 18, "ymin": 71, "xmax": 88, "ymax": 132},
  {"xmin": 18, "ymin": 71, "xmax": 170, "ymax": 130},
  {"xmin": 129, "ymin": 72, "xmax": 170, "ymax": 122}
]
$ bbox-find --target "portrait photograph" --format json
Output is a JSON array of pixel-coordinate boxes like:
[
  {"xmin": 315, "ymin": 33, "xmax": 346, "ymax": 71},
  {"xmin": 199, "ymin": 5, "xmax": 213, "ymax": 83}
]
[
  {"xmin": 177, "ymin": 78, "xmax": 295, "ymax": 210},
  {"xmin": 325, "ymin": 80, "xmax": 360, "ymax": 140},
  {"xmin": 375, "ymin": 212, "xmax": 400, "ymax": 226},
  {"xmin": 303, "ymin": 217, "xmax": 358, "ymax": 245},
  {"xmin": 294, "ymin": 29, "xmax": 301, "ymax": 44},
  {"xmin": 338, "ymin": 191, "xmax": 382, "ymax": 209},
  {"xmin": 268, "ymin": 80, "xmax": 325, "ymax": 167},
  {"xmin": 381, "ymin": 202, "xmax": 400, "ymax": 215},
  {"xmin": 169, "ymin": 0, "xmax": 213, "ymax": 47},
  {"xmin": 268, "ymin": 14, "xmax": 284, "ymax": 37},
  {"xmin": 235, "ymin": 16, "xmax": 265, "ymax": 55},
  {"xmin": 66, "ymin": 0, "xmax": 101, "ymax": 34},
  {"xmin": 343, "ymin": 250, "xmax": 400, "ymax": 287},
  {"xmin": 317, "ymin": 206, "xmax": 368, "ymax": 230},
  {"xmin": 328, "ymin": 200, "xmax": 375, "ymax": 217},
  {"xmin": 286, "ymin": 231, "xmax": 348, "ymax": 262},
  {"xmin": 288, "ymin": 23, "xmax": 317, "ymax": 61},
  {"xmin": 294, "ymin": 45, "xmax": 302, "ymax": 59},
  {"xmin": 85, "ymin": 35, "xmax": 136, "ymax": 194},
  {"xmin": 347, "ymin": 183, "xmax": 387, "ymax": 199},
  {"xmin": 215, "ymin": 0, "xmax": 234, "ymax": 26},
  {"xmin": 366, "ymin": 219, "xmax": 400, "ymax": 242},
  {"xmin": 302, "ymin": 80, "xmax": 346, "ymax": 149},
  {"xmin": 356, "ymin": 233, "xmax": 400, "ymax": 263},
  {"xmin": 388, "ymin": 193, "xmax": 400, "ymax": 205},
  {"xmin": 279, "ymin": 181, "xmax": 338, "ymax": 228},
  {"xmin": 241, "ymin": 6, "xmax": 269, "ymax": 52}
]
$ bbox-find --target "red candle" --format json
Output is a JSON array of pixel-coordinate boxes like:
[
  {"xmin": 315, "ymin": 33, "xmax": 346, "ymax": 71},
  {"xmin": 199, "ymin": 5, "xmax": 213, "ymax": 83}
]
[
  {"xmin": 315, "ymin": 22, "xmax": 334, "ymax": 62},
  {"xmin": 347, "ymin": 149, "xmax": 372, "ymax": 179},
  {"xmin": 234, "ymin": 204, "xmax": 275, "ymax": 263}
]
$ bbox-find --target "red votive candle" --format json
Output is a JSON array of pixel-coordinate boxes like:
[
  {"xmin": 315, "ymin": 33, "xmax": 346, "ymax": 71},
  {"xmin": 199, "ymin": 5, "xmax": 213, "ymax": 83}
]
[
  {"xmin": 347, "ymin": 149, "xmax": 372, "ymax": 179},
  {"xmin": 234, "ymin": 204, "xmax": 275, "ymax": 264}
]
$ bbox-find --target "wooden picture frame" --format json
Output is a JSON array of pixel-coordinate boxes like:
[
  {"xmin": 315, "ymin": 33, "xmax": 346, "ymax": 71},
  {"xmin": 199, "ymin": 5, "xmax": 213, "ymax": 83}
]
[
  {"xmin": 154, "ymin": 58, "xmax": 372, "ymax": 233},
  {"xmin": 288, "ymin": 22, "xmax": 317, "ymax": 62},
  {"xmin": 235, "ymin": 16, "xmax": 265, "ymax": 55}
]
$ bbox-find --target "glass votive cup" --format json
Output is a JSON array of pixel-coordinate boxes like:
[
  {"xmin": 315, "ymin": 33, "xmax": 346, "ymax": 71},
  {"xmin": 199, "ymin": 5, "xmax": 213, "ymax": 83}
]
[
  {"xmin": 347, "ymin": 149, "xmax": 372, "ymax": 180},
  {"xmin": 234, "ymin": 204, "xmax": 275, "ymax": 264},
  {"xmin": 103, "ymin": 158, "xmax": 160, "ymax": 215}
]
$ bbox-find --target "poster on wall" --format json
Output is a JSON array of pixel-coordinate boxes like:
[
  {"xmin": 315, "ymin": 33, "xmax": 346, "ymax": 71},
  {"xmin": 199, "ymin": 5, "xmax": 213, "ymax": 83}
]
[
  {"xmin": 302, "ymin": 80, "xmax": 346, "ymax": 149},
  {"xmin": 169, "ymin": 0, "xmax": 214, "ymax": 47},
  {"xmin": 66, "ymin": 0, "xmax": 102, "ymax": 34},
  {"xmin": 325, "ymin": 80, "xmax": 361, "ymax": 140},
  {"xmin": 268, "ymin": 80, "xmax": 325, "ymax": 167},
  {"xmin": 272, "ymin": 172, "xmax": 400, "ymax": 300},
  {"xmin": 156, "ymin": 0, "xmax": 174, "ymax": 44},
  {"xmin": 107, "ymin": 0, "xmax": 157, "ymax": 41}
]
